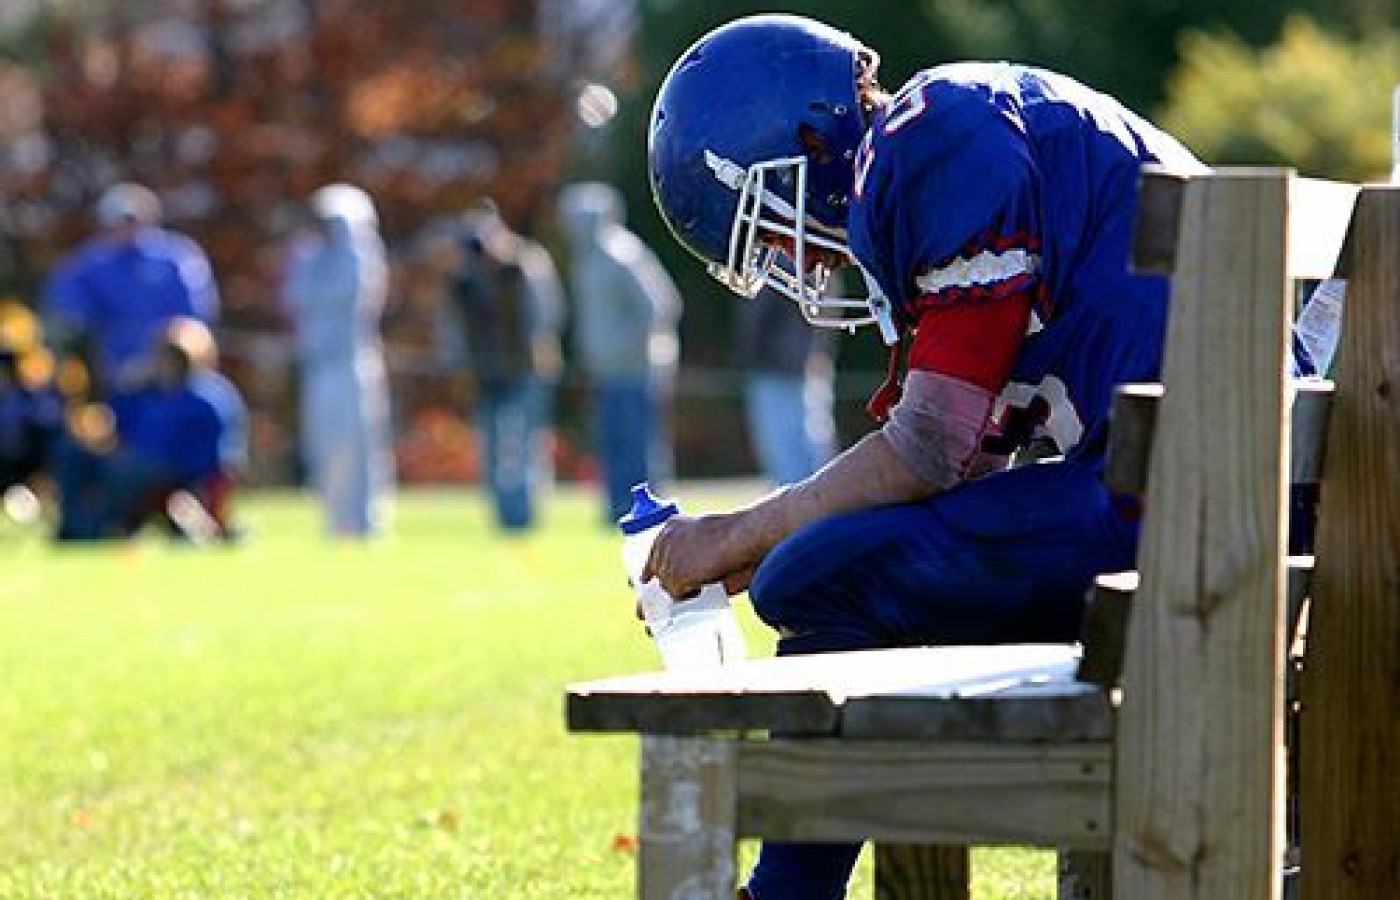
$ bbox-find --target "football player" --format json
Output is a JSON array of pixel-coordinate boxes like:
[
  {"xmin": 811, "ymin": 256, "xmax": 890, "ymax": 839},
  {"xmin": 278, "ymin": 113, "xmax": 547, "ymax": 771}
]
[
  {"xmin": 43, "ymin": 182, "xmax": 220, "ymax": 400},
  {"xmin": 644, "ymin": 13, "xmax": 1209, "ymax": 899}
]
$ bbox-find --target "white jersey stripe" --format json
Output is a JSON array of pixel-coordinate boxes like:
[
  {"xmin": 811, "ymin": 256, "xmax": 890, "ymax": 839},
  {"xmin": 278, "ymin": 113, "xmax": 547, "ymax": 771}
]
[{"xmin": 915, "ymin": 248, "xmax": 1039, "ymax": 295}]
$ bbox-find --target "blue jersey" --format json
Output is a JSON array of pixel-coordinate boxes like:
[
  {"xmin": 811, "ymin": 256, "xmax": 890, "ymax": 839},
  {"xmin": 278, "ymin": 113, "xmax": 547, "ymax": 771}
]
[
  {"xmin": 849, "ymin": 63, "xmax": 1205, "ymax": 464},
  {"xmin": 44, "ymin": 228, "xmax": 219, "ymax": 389},
  {"xmin": 111, "ymin": 383, "xmax": 226, "ymax": 486}
]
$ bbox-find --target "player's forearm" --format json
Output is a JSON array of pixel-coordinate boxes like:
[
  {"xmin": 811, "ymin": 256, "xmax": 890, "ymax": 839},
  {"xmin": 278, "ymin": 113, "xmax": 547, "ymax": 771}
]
[
  {"xmin": 722, "ymin": 370, "xmax": 998, "ymax": 566},
  {"xmin": 725, "ymin": 431, "xmax": 934, "ymax": 562}
]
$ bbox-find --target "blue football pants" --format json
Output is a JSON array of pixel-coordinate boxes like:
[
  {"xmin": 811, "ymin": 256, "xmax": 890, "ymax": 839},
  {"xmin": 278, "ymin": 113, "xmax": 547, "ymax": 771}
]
[{"xmin": 743, "ymin": 458, "xmax": 1138, "ymax": 900}]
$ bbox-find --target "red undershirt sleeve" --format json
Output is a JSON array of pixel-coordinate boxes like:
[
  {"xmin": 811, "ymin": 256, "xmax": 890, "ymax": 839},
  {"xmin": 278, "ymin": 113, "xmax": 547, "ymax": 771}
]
[
  {"xmin": 907, "ymin": 289, "xmax": 1032, "ymax": 392},
  {"xmin": 879, "ymin": 290, "xmax": 1033, "ymax": 489}
]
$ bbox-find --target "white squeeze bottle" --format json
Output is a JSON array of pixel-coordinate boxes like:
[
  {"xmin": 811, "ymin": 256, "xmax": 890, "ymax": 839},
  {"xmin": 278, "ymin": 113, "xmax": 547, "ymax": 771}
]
[{"xmin": 618, "ymin": 482, "xmax": 747, "ymax": 670}]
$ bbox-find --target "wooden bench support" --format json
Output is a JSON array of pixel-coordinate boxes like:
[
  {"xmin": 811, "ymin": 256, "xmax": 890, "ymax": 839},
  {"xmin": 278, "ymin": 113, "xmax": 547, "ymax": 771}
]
[
  {"xmin": 577, "ymin": 645, "xmax": 1108, "ymax": 898},
  {"xmin": 639, "ymin": 733, "xmax": 1112, "ymax": 899},
  {"xmin": 639, "ymin": 736, "xmax": 740, "ymax": 900},
  {"xmin": 1299, "ymin": 185, "xmax": 1400, "ymax": 900},
  {"xmin": 1115, "ymin": 169, "xmax": 1292, "ymax": 900}
]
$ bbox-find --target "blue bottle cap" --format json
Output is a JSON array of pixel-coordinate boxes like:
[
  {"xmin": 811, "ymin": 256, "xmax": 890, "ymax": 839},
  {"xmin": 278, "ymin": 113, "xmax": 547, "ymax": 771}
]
[{"xmin": 618, "ymin": 482, "xmax": 679, "ymax": 534}]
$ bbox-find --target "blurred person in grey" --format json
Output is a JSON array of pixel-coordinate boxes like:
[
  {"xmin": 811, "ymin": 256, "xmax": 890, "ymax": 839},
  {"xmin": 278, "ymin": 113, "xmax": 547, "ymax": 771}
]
[
  {"xmin": 434, "ymin": 201, "xmax": 564, "ymax": 532},
  {"xmin": 43, "ymin": 182, "xmax": 219, "ymax": 399},
  {"xmin": 558, "ymin": 182, "xmax": 680, "ymax": 523},
  {"xmin": 736, "ymin": 285, "xmax": 836, "ymax": 486},
  {"xmin": 281, "ymin": 183, "xmax": 393, "ymax": 538}
]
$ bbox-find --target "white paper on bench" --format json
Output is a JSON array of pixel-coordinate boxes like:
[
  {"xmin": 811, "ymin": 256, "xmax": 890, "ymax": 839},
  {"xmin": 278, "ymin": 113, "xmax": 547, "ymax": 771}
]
[{"xmin": 573, "ymin": 643, "xmax": 1088, "ymax": 703}]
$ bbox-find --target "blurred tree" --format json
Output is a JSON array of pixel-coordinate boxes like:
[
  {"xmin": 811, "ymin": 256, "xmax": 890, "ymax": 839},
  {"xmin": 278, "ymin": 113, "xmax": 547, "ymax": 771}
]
[
  {"xmin": 907, "ymin": 0, "xmax": 1354, "ymax": 114},
  {"xmin": 5, "ymin": 1, "xmax": 1391, "ymax": 481},
  {"xmin": 1159, "ymin": 18, "xmax": 1399, "ymax": 181},
  {"xmin": 0, "ymin": 0, "xmax": 577, "ymax": 484}
]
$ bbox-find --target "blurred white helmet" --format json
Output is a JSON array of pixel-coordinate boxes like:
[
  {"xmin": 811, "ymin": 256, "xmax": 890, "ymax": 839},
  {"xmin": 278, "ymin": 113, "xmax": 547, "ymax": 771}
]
[
  {"xmin": 95, "ymin": 182, "xmax": 162, "ymax": 229},
  {"xmin": 310, "ymin": 183, "xmax": 378, "ymax": 230}
]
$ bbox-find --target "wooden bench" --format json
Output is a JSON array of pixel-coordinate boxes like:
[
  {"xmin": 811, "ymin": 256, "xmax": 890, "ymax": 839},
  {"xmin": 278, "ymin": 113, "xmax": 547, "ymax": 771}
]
[{"xmin": 565, "ymin": 170, "xmax": 1398, "ymax": 900}]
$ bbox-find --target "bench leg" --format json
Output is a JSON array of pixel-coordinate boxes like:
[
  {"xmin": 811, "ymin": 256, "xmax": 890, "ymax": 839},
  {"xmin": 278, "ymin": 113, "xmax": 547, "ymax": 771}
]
[
  {"xmin": 639, "ymin": 735, "xmax": 739, "ymax": 899},
  {"xmin": 1058, "ymin": 850, "xmax": 1112, "ymax": 899},
  {"xmin": 874, "ymin": 844, "xmax": 970, "ymax": 900}
]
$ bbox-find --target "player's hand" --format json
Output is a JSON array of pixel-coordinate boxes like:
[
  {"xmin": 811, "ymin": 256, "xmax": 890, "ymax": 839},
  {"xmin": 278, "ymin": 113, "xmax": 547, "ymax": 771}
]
[
  {"xmin": 630, "ymin": 565, "xmax": 753, "ymax": 624},
  {"xmin": 641, "ymin": 513, "xmax": 757, "ymax": 601}
]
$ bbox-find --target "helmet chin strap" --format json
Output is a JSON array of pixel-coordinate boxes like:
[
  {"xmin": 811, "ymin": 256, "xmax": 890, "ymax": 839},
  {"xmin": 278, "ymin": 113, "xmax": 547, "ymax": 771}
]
[{"xmin": 856, "ymin": 264, "xmax": 901, "ymax": 345}]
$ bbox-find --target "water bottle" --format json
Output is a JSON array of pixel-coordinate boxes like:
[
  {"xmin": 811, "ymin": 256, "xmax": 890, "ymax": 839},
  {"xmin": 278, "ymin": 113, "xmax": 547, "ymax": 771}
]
[{"xmin": 618, "ymin": 482, "xmax": 747, "ymax": 670}]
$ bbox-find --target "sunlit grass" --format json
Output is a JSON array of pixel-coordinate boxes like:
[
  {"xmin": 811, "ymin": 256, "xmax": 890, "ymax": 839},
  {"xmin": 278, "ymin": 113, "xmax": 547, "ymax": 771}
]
[{"xmin": 0, "ymin": 486, "xmax": 1053, "ymax": 898}]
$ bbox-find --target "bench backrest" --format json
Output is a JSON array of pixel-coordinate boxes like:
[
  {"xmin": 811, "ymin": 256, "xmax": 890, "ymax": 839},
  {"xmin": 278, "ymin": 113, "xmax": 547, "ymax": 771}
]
[
  {"xmin": 1298, "ymin": 184, "xmax": 1399, "ymax": 900},
  {"xmin": 1116, "ymin": 168, "xmax": 1301, "ymax": 900},
  {"xmin": 1098, "ymin": 169, "xmax": 1397, "ymax": 900}
]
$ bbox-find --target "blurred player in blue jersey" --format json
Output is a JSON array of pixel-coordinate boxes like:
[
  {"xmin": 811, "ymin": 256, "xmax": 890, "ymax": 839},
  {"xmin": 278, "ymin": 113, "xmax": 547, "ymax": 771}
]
[
  {"xmin": 644, "ymin": 14, "xmax": 1210, "ymax": 899},
  {"xmin": 43, "ymin": 182, "xmax": 219, "ymax": 400}
]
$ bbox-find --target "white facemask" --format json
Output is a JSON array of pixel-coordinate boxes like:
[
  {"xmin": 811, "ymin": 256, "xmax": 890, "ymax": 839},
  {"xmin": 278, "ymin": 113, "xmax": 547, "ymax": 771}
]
[{"xmin": 704, "ymin": 150, "xmax": 899, "ymax": 344}]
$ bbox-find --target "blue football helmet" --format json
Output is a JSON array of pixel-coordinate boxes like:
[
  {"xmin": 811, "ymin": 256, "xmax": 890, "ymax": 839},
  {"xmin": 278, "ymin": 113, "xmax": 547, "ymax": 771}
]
[{"xmin": 648, "ymin": 14, "xmax": 897, "ymax": 340}]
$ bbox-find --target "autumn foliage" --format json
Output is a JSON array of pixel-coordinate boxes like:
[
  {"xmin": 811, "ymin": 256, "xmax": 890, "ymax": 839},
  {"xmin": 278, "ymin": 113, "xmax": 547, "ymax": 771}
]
[{"xmin": 0, "ymin": 0, "xmax": 576, "ymax": 484}]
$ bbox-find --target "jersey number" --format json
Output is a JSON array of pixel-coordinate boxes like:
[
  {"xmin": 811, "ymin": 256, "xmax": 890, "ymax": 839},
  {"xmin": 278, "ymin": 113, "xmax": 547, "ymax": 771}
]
[{"xmin": 854, "ymin": 72, "xmax": 936, "ymax": 199}]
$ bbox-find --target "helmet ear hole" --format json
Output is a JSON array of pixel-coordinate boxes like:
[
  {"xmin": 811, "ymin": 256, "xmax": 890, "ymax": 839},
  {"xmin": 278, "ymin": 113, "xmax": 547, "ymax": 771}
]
[{"xmin": 797, "ymin": 122, "xmax": 834, "ymax": 164}]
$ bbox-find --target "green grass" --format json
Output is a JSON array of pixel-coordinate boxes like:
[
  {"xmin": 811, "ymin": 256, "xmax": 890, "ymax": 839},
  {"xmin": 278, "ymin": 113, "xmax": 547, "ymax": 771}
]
[{"xmin": 0, "ymin": 487, "xmax": 1054, "ymax": 898}]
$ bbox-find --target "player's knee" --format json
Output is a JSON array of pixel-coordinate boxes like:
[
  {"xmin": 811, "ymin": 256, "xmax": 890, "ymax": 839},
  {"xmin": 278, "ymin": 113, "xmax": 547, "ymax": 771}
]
[
  {"xmin": 747, "ymin": 527, "xmax": 835, "ymax": 630},
  {"xmin": 750, "ymin": 539, "xmax": 891, "ymax": 656},
  {"xmin": 746, "ymin": 557, "xmax": 791, "ymax": 629}
]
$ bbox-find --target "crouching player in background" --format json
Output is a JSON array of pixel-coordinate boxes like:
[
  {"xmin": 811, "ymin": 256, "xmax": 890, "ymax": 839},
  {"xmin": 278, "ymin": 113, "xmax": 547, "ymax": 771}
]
[{"xmin": 53, "ymin": 318, "xmax": 245, "ymax": 543}]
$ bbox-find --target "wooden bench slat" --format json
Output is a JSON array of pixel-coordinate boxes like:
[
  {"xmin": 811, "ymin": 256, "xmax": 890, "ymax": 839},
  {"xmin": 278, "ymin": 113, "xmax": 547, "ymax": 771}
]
[
  {"xmin": 1104, "ymin": 384, "xmax": 1163, "ymax": 497},
  {"xmin": 1114, "ymin": 166, "xmax": 1291, "ymax": 900},
  {"xmin": 1289, "ymin": 378, "xmax": 1333, "ymax": 482},
  {"xmin": 569, "ymin": 690, "xmax": 838, "ymax": 736},
  {"xmin": 839, "ymin": 681, "xmax": 1111, "ymax": 742},
  {"xmin": 1300, "ymin": 185, "xmax": 1400, "ymax": 900},
  {"xmin": 1078, "ymin": 561, "xmax": 1314, "ymax": 689},
  {"xmin": 1076, "ymin": 572, "xmax": 1137, "ymax": 688},
  {"xmin": 736, "ymin": 740, "xmax": 1111, "ymax": 848},
  {"xmin": 1131, "ymin": 167, "xmax": 1189, "ymax": 275},
  {"xmin": 1133, "ymin": 168, "xmax": 1359, "ymax": 279},
  {"xmin": 1105, "ymin": 378, "xmax": 1334, "ymax": 506},
  {"xmin": 567, "ymin": 644, "xmax": 1095, "ymax": 738}
]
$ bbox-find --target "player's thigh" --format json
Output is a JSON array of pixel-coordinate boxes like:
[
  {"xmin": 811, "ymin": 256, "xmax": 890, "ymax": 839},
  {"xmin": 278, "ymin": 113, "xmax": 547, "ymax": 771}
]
[{"xmin": 748, "ymin": 460, "xmax": 1135, "ymax": 645}]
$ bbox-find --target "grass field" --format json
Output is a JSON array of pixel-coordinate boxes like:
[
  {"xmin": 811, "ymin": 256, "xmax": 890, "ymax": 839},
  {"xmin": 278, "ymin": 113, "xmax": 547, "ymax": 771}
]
[{"xmin": 0, "ymin": 486, "xmax": 1055, "ymax": 898}]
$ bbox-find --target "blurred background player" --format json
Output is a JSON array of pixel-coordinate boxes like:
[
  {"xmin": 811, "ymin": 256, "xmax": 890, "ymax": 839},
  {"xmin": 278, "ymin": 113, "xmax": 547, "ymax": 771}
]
[
  {"xmin": 42, "ymin": 182, "xmax": 219, "ymax": 401},
  {"xmin": 0, "ymin": 298, "xmax": 63, "ymax": 525},
  {"xmin": 558, "ymin": 181, "xmax": 681, "ymax": 523},
  {"xmin": 437, "ymin": 200, "xmax": 564, "ymax": 533},
  {"xmin": 0, "ymin": 344, "xmax": 62, "ymax": 522},
  {"xmin": 281, "ymin": 183, "xmax": 394, "ymax": 540},
  {"xmin": 736, "ymin": 283, "xmax": 837, "ymax": 487},
  {"xmin": 51, "ymin": 318, "xmax": 243, "ymax": 542}
]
